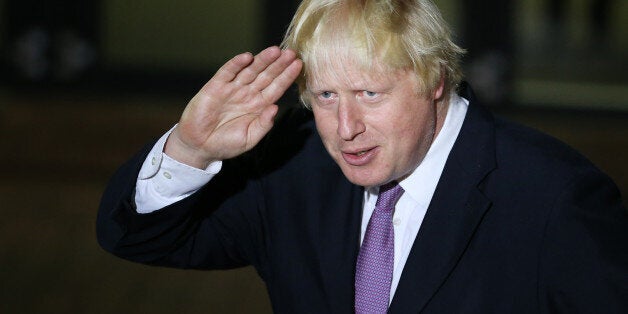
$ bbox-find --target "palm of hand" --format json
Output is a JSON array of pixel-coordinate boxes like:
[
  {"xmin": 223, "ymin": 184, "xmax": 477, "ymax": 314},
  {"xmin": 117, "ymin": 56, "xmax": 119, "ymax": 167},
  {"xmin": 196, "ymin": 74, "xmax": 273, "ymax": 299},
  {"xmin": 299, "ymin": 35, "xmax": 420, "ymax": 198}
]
[{"xmin": 164, "ymin": 47, "xmax": 302, "ymax": 169}]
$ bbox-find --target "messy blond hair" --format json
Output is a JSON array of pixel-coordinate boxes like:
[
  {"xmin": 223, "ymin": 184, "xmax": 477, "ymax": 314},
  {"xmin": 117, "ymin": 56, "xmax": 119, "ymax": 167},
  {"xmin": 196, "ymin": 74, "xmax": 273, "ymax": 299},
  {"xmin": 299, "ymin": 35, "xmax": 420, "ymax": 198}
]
[{"xmin": 281, "ymin": 0, "xmax": 465, "ymax": 107}]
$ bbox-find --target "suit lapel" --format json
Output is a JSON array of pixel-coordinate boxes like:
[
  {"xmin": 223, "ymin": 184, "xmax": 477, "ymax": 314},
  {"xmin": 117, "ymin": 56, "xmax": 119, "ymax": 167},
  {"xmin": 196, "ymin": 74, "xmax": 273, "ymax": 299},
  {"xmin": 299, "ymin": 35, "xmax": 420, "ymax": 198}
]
[
  {"xmin": 389, "ymin": 87, "xmax": 497, "ymax": 313},
  {"xmin": 313, "ymin": 150, "xmax": 364, "ymax": 312}
]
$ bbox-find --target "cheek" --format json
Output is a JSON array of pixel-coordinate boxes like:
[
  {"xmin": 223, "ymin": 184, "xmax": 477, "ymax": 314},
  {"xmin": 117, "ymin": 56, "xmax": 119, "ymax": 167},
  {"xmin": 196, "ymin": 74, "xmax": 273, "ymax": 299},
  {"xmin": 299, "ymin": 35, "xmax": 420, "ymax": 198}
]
[
  {"xmin": 389, "ymin": 114, "xmax": 422, "ymax": 138},
  {"xmin": 313, "ymin": 111, "xmax": 338, "ymax": 142},
  {"xmin": 393, "ymin": 112, "xmax": 435, "ymax": 154}
]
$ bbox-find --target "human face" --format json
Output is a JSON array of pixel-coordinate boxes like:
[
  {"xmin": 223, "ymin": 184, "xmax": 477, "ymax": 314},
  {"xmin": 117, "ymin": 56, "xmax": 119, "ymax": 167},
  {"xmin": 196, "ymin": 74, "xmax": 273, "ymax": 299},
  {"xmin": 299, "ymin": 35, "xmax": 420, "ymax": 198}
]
[{"xmin": 308, "ymin": 63, "xmax": 446, "ymax": 187}]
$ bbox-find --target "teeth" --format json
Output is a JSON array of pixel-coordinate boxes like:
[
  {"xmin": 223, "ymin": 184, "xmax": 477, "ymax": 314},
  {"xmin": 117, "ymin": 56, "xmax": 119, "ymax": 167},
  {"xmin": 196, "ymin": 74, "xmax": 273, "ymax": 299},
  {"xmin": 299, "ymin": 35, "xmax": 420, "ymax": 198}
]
[{"xmin": 356, "ymin": 151, "xmax": 366, "ymax": 156}]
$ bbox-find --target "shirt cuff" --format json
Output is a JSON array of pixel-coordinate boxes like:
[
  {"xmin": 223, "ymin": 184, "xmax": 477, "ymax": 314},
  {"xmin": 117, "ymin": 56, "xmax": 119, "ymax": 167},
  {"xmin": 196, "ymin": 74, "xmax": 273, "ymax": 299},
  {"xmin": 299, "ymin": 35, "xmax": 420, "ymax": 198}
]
[{"xmin": 135, "ymin": 125, "xmax": 222, "ymax": 213}]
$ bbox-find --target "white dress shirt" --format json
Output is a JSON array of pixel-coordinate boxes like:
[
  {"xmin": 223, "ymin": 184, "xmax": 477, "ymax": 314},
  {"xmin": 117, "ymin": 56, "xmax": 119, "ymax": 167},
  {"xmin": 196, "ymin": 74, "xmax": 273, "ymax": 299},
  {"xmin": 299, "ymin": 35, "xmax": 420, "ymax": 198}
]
[
  {"xmin": 134, "ymin": 93, "xmax": 469, "ymax": 302},
  {"xmin": 361, "ymin": 94, "xmax": 468, "ymax": 301}
]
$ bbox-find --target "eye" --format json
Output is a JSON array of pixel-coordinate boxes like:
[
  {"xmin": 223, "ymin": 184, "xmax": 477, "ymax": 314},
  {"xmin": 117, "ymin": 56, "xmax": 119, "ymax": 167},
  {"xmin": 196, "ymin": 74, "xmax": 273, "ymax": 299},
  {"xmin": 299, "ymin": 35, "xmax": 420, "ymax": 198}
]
[
  {"xmin": 364, "ymin": 90, "xmax": 378, "ymax": 97},
  {"xmin": 316, "ymin": 91, "xmax": 337, "ymax": 102},
  {"xmin": 320, "ymin": 91, "xmax": 333, "ymax": 99},
  {"xmin": 357, "ymin": 90, "xmax": 384, "ymax": 106},
  {"xmin": 310, "ymin": 90, "xmax": 337, "ymax": 108}
]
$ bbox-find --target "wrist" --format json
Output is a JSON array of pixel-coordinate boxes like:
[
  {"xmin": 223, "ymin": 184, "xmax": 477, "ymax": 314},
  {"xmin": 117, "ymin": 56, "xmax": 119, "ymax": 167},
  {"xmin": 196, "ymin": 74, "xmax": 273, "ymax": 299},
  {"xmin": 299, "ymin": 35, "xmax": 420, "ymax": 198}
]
[{"xmin": 164, "ymin": 128, "xmax": 216, "ymax": 169}]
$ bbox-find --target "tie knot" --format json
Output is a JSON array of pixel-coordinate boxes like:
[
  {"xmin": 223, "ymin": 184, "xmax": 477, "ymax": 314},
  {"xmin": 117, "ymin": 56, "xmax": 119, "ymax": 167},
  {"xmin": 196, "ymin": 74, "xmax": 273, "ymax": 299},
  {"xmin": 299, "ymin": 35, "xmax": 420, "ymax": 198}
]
[{"xmin": 375, "ymin": 181, "xmax": 404, "ymax": 210}]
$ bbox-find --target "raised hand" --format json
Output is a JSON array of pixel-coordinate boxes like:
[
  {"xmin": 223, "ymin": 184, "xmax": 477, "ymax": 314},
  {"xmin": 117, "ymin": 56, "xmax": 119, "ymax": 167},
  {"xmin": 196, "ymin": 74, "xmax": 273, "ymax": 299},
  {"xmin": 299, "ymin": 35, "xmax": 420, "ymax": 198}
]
[{"xmin": 164, "ymin": 46, "xmax": 303, "ymax": 169}]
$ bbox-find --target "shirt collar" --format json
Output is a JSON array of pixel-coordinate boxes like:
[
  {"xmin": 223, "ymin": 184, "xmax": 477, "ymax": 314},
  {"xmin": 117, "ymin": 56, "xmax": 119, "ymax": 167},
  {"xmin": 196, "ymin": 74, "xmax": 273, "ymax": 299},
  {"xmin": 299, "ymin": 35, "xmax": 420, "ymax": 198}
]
[{"xmin": 397, "ymin": 93, "xmax": 469, "ymax": 207}]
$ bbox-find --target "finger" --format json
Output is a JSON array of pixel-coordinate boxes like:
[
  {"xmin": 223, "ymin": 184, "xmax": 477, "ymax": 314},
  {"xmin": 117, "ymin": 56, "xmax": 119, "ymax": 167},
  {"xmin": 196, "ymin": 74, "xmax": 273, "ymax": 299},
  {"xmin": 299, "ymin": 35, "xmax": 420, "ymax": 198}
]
[
  {"xmin": 212, "ymin": 52, "xmax": 254, "ymax": 83},
  {"xmin": 250, "ymin": 49, "xmax": 298, "ymax": 91},
  {"xmin": 257, "ymin": 104, "xmax": 279, "ymax": 132},
  {"xmin": 232, "ymin": 46, "xmax": 282, "ymax": 85},
  {"xmin": 261, "ymin": 58, "xmax": 303, "ymax": 104},
  {"xmin": 249, "ymin": 104, "xmax": 279, "ymax": 144}
]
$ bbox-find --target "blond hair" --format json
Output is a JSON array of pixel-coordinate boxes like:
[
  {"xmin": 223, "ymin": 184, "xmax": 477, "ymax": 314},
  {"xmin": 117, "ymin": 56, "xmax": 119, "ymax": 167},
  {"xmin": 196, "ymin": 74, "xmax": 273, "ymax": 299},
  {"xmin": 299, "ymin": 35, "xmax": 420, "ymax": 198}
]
[{"xmin": 281, "ymin": 0, "xmax": 465, "ymax": 107}]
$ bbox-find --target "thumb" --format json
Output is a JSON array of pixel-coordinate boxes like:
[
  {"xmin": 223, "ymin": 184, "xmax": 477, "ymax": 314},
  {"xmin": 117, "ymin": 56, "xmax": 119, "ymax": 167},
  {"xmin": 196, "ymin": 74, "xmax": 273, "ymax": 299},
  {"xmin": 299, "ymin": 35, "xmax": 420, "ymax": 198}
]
[{"xmin": 250, "ymin": 104, "xmax": 279, "ymax": 140}]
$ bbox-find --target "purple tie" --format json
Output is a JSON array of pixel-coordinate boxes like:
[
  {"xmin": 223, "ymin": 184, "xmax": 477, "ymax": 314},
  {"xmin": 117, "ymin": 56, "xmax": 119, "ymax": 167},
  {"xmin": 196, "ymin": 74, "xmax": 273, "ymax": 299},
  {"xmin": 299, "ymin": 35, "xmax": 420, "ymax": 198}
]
[{"xmin": 355, "ymin": 181, "xmax": 404, "ymax": 313}]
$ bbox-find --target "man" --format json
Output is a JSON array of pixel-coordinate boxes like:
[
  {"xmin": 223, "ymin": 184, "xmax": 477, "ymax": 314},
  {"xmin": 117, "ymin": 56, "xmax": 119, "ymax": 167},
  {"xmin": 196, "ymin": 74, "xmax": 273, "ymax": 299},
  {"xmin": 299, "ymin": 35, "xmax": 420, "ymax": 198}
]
[{"xmin": 97, "ymin": 0, "xmax": 628, "ymax": 313}]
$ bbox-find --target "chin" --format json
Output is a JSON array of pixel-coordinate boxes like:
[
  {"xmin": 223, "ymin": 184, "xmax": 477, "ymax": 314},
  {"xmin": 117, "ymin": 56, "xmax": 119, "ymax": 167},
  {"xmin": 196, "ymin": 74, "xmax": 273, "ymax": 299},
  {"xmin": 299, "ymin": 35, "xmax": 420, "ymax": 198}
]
[
  {"xmin": 339, "ymin": 166, "xmax": 389, "ymax": 187},
  {"xmin": 328, "ymin": 149, "xmax": 390, "ymax": 186}
]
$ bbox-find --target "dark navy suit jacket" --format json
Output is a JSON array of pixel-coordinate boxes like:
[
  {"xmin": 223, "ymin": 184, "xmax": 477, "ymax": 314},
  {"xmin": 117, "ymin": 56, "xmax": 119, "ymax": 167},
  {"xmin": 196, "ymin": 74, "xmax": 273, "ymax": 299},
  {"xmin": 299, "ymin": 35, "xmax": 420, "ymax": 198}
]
[{"xmin": 97, "ymin": 85, "xmax": 628, "ymax": 313}]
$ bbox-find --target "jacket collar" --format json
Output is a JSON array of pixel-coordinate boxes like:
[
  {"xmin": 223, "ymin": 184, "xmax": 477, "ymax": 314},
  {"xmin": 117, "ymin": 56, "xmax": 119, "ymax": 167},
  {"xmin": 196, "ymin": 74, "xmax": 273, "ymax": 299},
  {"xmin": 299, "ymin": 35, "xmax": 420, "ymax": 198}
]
[{"xmin": 389, "ymin": 83, "xmax": 497, "ymax": 313}]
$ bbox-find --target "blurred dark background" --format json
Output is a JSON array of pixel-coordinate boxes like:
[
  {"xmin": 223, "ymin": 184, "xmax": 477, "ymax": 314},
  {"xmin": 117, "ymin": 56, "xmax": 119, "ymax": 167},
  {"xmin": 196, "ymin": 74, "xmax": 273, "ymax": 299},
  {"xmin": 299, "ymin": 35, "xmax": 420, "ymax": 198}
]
[{"xmin": 0, "ymin": 0, "xmax": 626, "ymax": 313}]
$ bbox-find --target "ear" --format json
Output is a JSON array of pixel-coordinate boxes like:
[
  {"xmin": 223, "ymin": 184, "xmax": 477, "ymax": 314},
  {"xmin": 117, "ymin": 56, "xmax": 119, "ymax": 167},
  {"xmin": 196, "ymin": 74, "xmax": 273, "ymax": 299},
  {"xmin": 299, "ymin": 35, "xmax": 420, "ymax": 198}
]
[{"xmin": 432, "ymin": 71, "xmax": 445, "ymax": 100}]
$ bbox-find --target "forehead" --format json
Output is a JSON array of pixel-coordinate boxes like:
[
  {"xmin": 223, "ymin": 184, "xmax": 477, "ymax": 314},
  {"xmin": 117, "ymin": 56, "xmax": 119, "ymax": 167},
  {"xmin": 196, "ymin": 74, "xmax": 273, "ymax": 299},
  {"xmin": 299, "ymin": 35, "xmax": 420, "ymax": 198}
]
[{"xmin": 306, "ymin": 55, "xmax": 412, "ymax": 90}]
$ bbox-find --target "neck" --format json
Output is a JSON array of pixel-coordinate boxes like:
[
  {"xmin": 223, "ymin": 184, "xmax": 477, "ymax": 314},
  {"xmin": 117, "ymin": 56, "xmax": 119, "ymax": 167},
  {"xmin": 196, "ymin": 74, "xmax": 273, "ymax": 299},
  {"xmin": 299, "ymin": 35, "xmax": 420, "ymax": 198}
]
[{"xmin": 432, "ymin": 95, "xmax": 451, "ymax": 140}]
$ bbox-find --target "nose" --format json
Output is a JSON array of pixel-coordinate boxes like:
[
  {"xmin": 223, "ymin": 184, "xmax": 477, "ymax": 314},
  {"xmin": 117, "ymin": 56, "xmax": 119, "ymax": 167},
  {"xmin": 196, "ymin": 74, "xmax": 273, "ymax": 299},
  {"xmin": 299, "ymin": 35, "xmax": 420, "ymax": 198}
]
[{"xmin": 337, "ymin": 98, "xmax": 365, "ymax": 141}]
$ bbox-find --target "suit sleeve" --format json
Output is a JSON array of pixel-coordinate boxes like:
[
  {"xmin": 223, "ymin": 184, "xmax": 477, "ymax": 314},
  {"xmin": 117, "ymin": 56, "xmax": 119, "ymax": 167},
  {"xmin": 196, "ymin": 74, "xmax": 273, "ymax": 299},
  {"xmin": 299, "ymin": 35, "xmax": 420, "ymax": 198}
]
[
  {"xmin": 538, "ymin": 168, "xmax": 628, "ymax": 313},
  {"xmin": 96, "ymin": 142, "xmax": 268, "ymax": 274}
]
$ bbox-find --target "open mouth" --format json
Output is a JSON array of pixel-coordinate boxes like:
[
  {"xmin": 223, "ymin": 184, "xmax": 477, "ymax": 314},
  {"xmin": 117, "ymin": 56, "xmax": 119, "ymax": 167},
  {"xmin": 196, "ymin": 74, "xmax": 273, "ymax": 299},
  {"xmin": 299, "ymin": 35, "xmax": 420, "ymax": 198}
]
[{"xmin": 341, "ymin": 147, "xmax": 378, "ymax": 166}]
